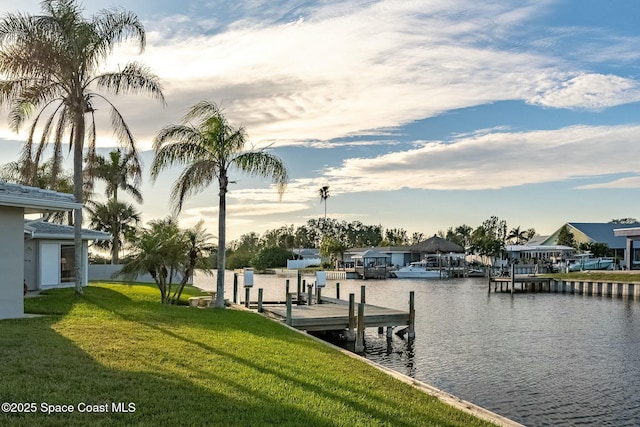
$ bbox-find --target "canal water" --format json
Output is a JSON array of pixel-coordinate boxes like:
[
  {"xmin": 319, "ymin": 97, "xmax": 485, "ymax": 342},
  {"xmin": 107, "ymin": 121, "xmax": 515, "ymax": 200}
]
[{"xmin": 195, "ymin": 272, "xmax": 640, "ymax": 427}]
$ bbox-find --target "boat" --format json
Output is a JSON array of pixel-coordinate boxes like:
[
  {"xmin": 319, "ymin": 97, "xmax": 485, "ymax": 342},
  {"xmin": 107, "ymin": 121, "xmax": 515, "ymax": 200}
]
[
  {"xmin": 567, "ymin": 256, "xmax": 614, "ymax": 272},
  {"xmin": 390, "ymin": 261, "xmax": 448, "ymax": 279}
]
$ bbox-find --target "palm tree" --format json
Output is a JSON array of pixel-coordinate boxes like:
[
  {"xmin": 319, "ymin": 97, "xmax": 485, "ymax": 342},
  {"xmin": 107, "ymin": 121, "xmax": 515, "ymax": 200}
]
[
  {"xmin": 151, "ymin": 100, "xmax": 288, "ymax": 308},
  {"xmin": 0, "ymin": 0, "xmax": 164, "ymax": 294},
  {"xmin": 87, "ymin": 149, "xmax": 143, "ymax": 205},
  {"xmin": 507, "ymin": 226, "xmax": 527, "ymax": 245},
  {"xmin": 87, "ymin": 200, "xmax": 141, "ymax": 264},
  {"xmin": 319, "ymin": 185, "xmax": 330, "ymax": 219}
]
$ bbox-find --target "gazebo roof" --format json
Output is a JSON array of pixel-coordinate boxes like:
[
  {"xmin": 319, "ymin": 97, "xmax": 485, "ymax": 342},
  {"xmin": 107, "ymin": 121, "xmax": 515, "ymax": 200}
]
[{"xmin": 410, "ymin": 235, "xmax": 464, "ymax": 253}]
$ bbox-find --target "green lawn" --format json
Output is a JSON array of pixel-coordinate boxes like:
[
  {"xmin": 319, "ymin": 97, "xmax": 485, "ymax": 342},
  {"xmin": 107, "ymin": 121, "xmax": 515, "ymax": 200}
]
[
  {"xmin": 545, "ymin": 272, "xmax": 640, "ymax": 283},
  {"xmin": 0, "ymin": 283, "xmax": 495, "ymax": 427}
]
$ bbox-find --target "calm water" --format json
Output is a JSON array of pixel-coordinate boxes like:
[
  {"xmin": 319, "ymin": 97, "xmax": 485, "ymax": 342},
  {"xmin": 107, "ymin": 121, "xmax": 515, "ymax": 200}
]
[{"xmin": 195, "ymin": 272, "xmax": 640, "ymax": 427}]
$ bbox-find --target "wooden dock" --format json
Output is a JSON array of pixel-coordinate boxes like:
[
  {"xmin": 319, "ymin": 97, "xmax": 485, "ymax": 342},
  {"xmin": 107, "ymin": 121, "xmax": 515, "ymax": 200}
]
[
  {"xmin": 262, "ymin": 296, "xmax": 411, "ymax": 331},
  {"xmin": 256, "ymin": 286, "xmax": 415, "ymax": 352},
  {"xmin": 489, "ymin": 275, "xmax": 552, "ymax": 293}
]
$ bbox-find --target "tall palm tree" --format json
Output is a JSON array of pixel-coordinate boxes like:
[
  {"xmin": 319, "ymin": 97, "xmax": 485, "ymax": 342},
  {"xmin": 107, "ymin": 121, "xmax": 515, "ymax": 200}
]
[
  {"xmin": 319, "ymin": 185, "xmax": 329, "ymax": 219},
  {"xmin": 151, "ymin": 100, "xmax": 288, "ymax": 308},
  {"xmin": 87, "ymin": 149, "xmax": 143, "ymax": 204},
  {"xmin": 507, "ymin": 226, "xmax": 527, "ymax": 245},
  {"xmin": 87, "ymin": 200, "xmax": 141, "ymax": 264},
  {"xmin": 0, "ymin": 0, "xmax": 164, "ymax": 294}
]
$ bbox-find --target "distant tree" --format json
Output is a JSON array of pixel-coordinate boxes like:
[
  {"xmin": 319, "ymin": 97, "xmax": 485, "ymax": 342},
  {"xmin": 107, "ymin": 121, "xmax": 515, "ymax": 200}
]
[
  {"xmin": 525, "ymin": 228, "xmax": 536, "ymax": 241},
  {"xmin": 87, "ymin": 200, "xmax": 141, "ymax": 263},
  {"xmin": 610, "ymin": 218, "xmax": 638, "ymax": 224},
  {"xmin": 320, "ymin": 237, "xmax": 348, "ymax": 263},
  {"xmin": 557, "ymin": 225, "xmax": 576, "ymax": 248},
  {"xmin": 381, "ymin": 228, "xmax": 409, "ymax": 246},
  {"xmin": 578, "ymin": 242, "xmax": 610, "ymax": 258},
  {"xmin": 226, "ymin": 251, "xmax": 253, "ymax": 270},
  {"xmin": 86, "ymin": 149, "xmax": 143, "ymax": 205},
  {"xmin": 507, "ymin": 226, "xmax": 527, "ymax": 245},
  {"xmin": 251, "ymin": 247, "xmax": 294, "ymax": 271},
  {"xmin": 319, "ymin": 185, "xmax": 330, "ymax": 219},
  {"xmin": 410, "ymin": 232, "xmax": 425, "ymax": 245}
]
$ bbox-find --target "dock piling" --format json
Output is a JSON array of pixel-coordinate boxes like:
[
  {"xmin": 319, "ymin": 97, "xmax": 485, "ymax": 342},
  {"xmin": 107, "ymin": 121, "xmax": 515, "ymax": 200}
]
[
  {"xmin": 307, "ymin": 283, "xmax": 313, "ymax": 306},
  {"xmin": 355, "ymin": 303, "xmax": 365, "ymax": 352},
  {"xmin": 408, "ymin": 291, "xmax": 415, "ymax": 339},
  {"xmin": 233, "ymin": 273, "xmax": 238, "ymax": 304},
  {"xmin": 285, "ymin": 279, "xmax": 290, "ymax": 301},
  {"xmin": 258, "ymin": 288, "xmax": 263, "ymax": 313},
  {"xmin": 347, "ymin": 293, "xmax": 356, "ymax": 341},
  {"xmin": 285, "ymin": 293, "xmax": 292, "ymax": 326},
  {"xmin": 336, "ymin": 282, "xmax": 340, "ymax": 300},
  {"xmin": 244, "ymin": 287, "xmax": 250, "ymax": 308},
  {"xmin": 361, "ymin": 285, "xmax": 366, "ymax": 304}
]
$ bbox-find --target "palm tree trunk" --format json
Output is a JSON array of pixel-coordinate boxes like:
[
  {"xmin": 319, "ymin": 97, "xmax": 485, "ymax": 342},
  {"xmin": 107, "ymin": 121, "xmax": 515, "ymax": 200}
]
[
  {"xmin": 215, "ymin": 175, "xmax": 227, "ymax": 308},
  {"xmin": 73, "ymin": 112, "xmax": 85, "ymax": 295}
]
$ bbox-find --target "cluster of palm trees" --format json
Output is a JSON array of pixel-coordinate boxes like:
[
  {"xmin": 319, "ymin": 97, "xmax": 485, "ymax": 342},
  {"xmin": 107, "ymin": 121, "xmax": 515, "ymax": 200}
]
[{"xmin": 0, "ymin": 0, "xmax": 289, "ymax": 307}]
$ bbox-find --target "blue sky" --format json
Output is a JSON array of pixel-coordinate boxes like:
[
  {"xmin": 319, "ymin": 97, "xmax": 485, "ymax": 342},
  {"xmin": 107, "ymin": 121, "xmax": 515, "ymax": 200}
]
[{"xmin": 1, "ymin": 0, "xmax": 640, "ymax": 241}]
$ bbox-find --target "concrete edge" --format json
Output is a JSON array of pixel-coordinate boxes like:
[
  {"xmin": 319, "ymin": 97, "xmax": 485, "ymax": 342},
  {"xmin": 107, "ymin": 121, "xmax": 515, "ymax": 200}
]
[{"xmin": 225, "ymin": 302, "xmax": 524, "ymax": 427}]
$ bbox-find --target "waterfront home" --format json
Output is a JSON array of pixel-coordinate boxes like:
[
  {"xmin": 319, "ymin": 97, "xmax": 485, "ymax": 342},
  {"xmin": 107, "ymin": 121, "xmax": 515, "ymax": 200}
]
[
  {"xmin": 0, "ymin": 182, "xmax": 81, "ymax": 319},
  {"xmin": 542, "ymin": 222, "xmax": 640, "ymax": 262}
]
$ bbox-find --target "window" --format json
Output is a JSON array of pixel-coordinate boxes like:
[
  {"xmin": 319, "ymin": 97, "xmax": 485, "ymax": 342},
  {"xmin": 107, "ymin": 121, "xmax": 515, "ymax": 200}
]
[{"xmin": 60, "ymin": 245, "xmax": 75, "ymax": 282}]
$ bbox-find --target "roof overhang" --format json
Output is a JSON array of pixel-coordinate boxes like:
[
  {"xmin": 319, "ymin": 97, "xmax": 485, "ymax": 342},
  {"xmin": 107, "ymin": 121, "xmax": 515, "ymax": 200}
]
[
  {"xmin": 0, "ymin": 183, "xmax": 81, "ymax": 213},
  {"xmin": 614, "ymin": 227, "xmax": 640, "ymax": 240}
]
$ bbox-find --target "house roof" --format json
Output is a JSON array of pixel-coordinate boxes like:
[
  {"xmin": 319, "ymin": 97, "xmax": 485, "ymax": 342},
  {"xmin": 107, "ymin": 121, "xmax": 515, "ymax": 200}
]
[
  {"xmin": 0, "ymin": 181, "xmax": 81, "ymax": 213},
  {"xmin": 543, "ymin": 222, "xmax": 640, "ymax": 249},
  {"xmin": 410, "ymin": 235, "xmax": 465, "ymax": 253},
  {"xmin": 351, "ymin": 248, "xmax": 391, "ymax": 259},
  {"xmin": 24, "ymin": 220, "xmax": 111, "ymax": 241}
]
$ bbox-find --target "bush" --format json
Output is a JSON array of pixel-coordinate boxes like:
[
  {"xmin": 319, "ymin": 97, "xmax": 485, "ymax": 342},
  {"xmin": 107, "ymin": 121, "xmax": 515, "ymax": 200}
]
[
  {"xmin": 251, "ymin": 247, "xmax": 294, "ymax": 270},
  {"xmin": 226, "ymin": 251, "xmax": 253, "ymax": 270}
]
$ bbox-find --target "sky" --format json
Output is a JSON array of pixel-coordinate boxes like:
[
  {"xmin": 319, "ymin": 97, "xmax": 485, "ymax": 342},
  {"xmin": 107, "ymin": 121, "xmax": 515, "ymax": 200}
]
[{"xmin": 1, "ymin": 0, "xmax": 640, "ymax": 242}]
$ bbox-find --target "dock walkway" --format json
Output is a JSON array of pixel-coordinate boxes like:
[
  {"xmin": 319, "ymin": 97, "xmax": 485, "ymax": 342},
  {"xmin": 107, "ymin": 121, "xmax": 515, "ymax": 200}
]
[{"xmin": 262, "ymin": 296, "xmax": 411, "ymax": 331}]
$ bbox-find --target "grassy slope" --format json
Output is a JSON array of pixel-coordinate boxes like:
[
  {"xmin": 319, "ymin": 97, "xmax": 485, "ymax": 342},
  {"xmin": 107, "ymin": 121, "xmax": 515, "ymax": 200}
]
[
  {"xmin": 0, "ymin": 283, "xmax": 494, "ymax": 427},
  {"xmin": 545, "ymin": 272, "xmax": 640, "ymax": 283}
]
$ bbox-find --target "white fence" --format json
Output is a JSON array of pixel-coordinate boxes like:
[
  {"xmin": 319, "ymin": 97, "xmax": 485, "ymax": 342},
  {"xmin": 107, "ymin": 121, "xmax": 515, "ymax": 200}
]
[
  {"xmin": 286, "ymin": 258, "xmax": 322, "ymax": 269},
  {"xmin": 88, "ymin": 264, "xmax": 192, "ymax": 284}
]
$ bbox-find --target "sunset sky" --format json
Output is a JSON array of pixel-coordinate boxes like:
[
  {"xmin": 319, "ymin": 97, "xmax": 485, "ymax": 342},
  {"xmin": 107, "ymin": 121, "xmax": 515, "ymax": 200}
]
[{"xmin": 1, "ymin": 0, "xmax": 639, "ymax": 241}]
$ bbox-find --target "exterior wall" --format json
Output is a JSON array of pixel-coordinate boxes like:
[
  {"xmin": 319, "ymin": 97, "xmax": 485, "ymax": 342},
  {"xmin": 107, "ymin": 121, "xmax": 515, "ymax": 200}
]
[
  {"xmin": 0, "ymin": 206, "xmax": 25, "ymax": 319},
  {"xmin": 37, "ymin": 240, "xmax": 90, "ymax": 290},
  {"xmin": 24, "ymin": 239, "xmax": 38, "ymax": 291},
  {"xmin": 88, "ymin": 264, "xmax": 192, "ymax": 285}
]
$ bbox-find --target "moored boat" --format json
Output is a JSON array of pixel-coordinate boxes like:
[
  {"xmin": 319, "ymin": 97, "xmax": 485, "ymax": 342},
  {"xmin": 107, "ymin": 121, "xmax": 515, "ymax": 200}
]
[
  {"xmin": 391, "ymin": 261, "xmax": 448, "ymax": 279},
  {"xmin": 567, "ymin": 256, "xmax": 614, "ymax": 271}
]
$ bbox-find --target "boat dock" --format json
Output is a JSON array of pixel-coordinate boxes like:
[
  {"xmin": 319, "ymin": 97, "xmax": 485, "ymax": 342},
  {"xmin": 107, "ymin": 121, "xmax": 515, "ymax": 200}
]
[
  {"xmin": 236, "ymin": 282, "xmax": 415, "ymax": 352},
  {"xmin": 489, "ymin": 275, "xmax": 552, "ymax": 293}
]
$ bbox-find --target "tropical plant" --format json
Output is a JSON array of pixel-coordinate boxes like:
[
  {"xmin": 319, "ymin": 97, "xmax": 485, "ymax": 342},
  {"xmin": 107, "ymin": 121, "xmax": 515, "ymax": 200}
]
[
  {"xmin": 0, "ymin": 0, "xmax": 164, "ymax": 293},
  {"xmin": 87, "ymin": 149, "xmax": 143, "ymax": 204},
  {"xmin": 557, "ymin": 225, "xmax": 576, "ymax": 248},
  {"xmin": 319, "ymin": 185, "xmax": 329, "ymax": 219},
  {"xmin": 250, "ymin": 247, "xmax": 294, "ymax": 271},
  {"xmin": 507, "ymin": 226, "xmax": 527, "ymax": 245},
  {"xmin": 151, "ymin": 100, "xmax": 288, "ymax": 308},
  {"xmin": 118, "ymin": 218, "xmax": 213, "ymax": 304},
  {"xmin": 87, "ymin": 200, "xmax": 141, "ymax": 264}
]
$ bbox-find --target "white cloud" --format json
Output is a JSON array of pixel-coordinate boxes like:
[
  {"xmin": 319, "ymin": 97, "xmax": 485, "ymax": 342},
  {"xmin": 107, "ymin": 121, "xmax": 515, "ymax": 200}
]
[
  {"xmin": 316, "ymin": 124, "xmax": 640, "ymax": 191},
  {"xmin": 528, "ymin": 73, "xmax": 640, "ymax": 109},
  {"xmin": 98, "ymin": 0, "xmax": 640, "ymax": 148}
]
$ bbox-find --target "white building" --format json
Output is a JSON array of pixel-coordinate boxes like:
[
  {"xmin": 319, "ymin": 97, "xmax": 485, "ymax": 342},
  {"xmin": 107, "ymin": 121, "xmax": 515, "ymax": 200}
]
[{"xmin": 0, "ymin": 182, "xmax": 81, "ymax": 319}]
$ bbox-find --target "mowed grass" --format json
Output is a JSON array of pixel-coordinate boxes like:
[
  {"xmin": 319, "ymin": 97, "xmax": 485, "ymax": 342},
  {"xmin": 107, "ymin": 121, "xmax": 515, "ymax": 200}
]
[
  {"xmin": 545, "ymin": 271, "xmax": 640, "ymax": 283},
  {"xmin": 0, "ymin": 283, "xmax": 495, "ymax": 427}
]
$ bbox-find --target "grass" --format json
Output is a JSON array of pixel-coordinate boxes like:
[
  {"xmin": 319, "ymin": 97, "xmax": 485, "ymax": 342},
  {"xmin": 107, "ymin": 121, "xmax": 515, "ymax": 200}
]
[
  {"xmin": 0, "ymin": 282, "xmax": 495, "ymax": 427},
  {"xmin": 544, "ymin": 271, "xmax": 640, "ymax": 283}
]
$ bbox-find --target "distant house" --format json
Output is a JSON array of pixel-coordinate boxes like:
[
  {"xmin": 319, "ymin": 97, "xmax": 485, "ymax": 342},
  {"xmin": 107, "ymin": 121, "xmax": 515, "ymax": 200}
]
[
  {"xmin": 0, "ymin": 182, "xmax": 82, "ymax": 319},
  {"xmin": 344, "ymin": 246, "xmax": 412, "ymax": 268},
  {"xmin": 24, "ymin": 220, "xmax": 110, "ymax": 291},
  {"xmin": 541, "ymin": 222, "xmax": 640, "ymax": 261}
]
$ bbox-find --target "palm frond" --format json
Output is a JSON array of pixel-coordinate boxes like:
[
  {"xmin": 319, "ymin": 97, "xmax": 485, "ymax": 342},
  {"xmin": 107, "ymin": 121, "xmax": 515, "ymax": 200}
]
[
  {"xmin": 93, "ymin": 62, "xmax": 165, "ymax": 104},
  {"xmin": 169, "ymin": 160, "xmax": 217, "ymax": 214},
  {"xmin": 233, "ymin": 151, "xmax": 289, "ymax": 197}
]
